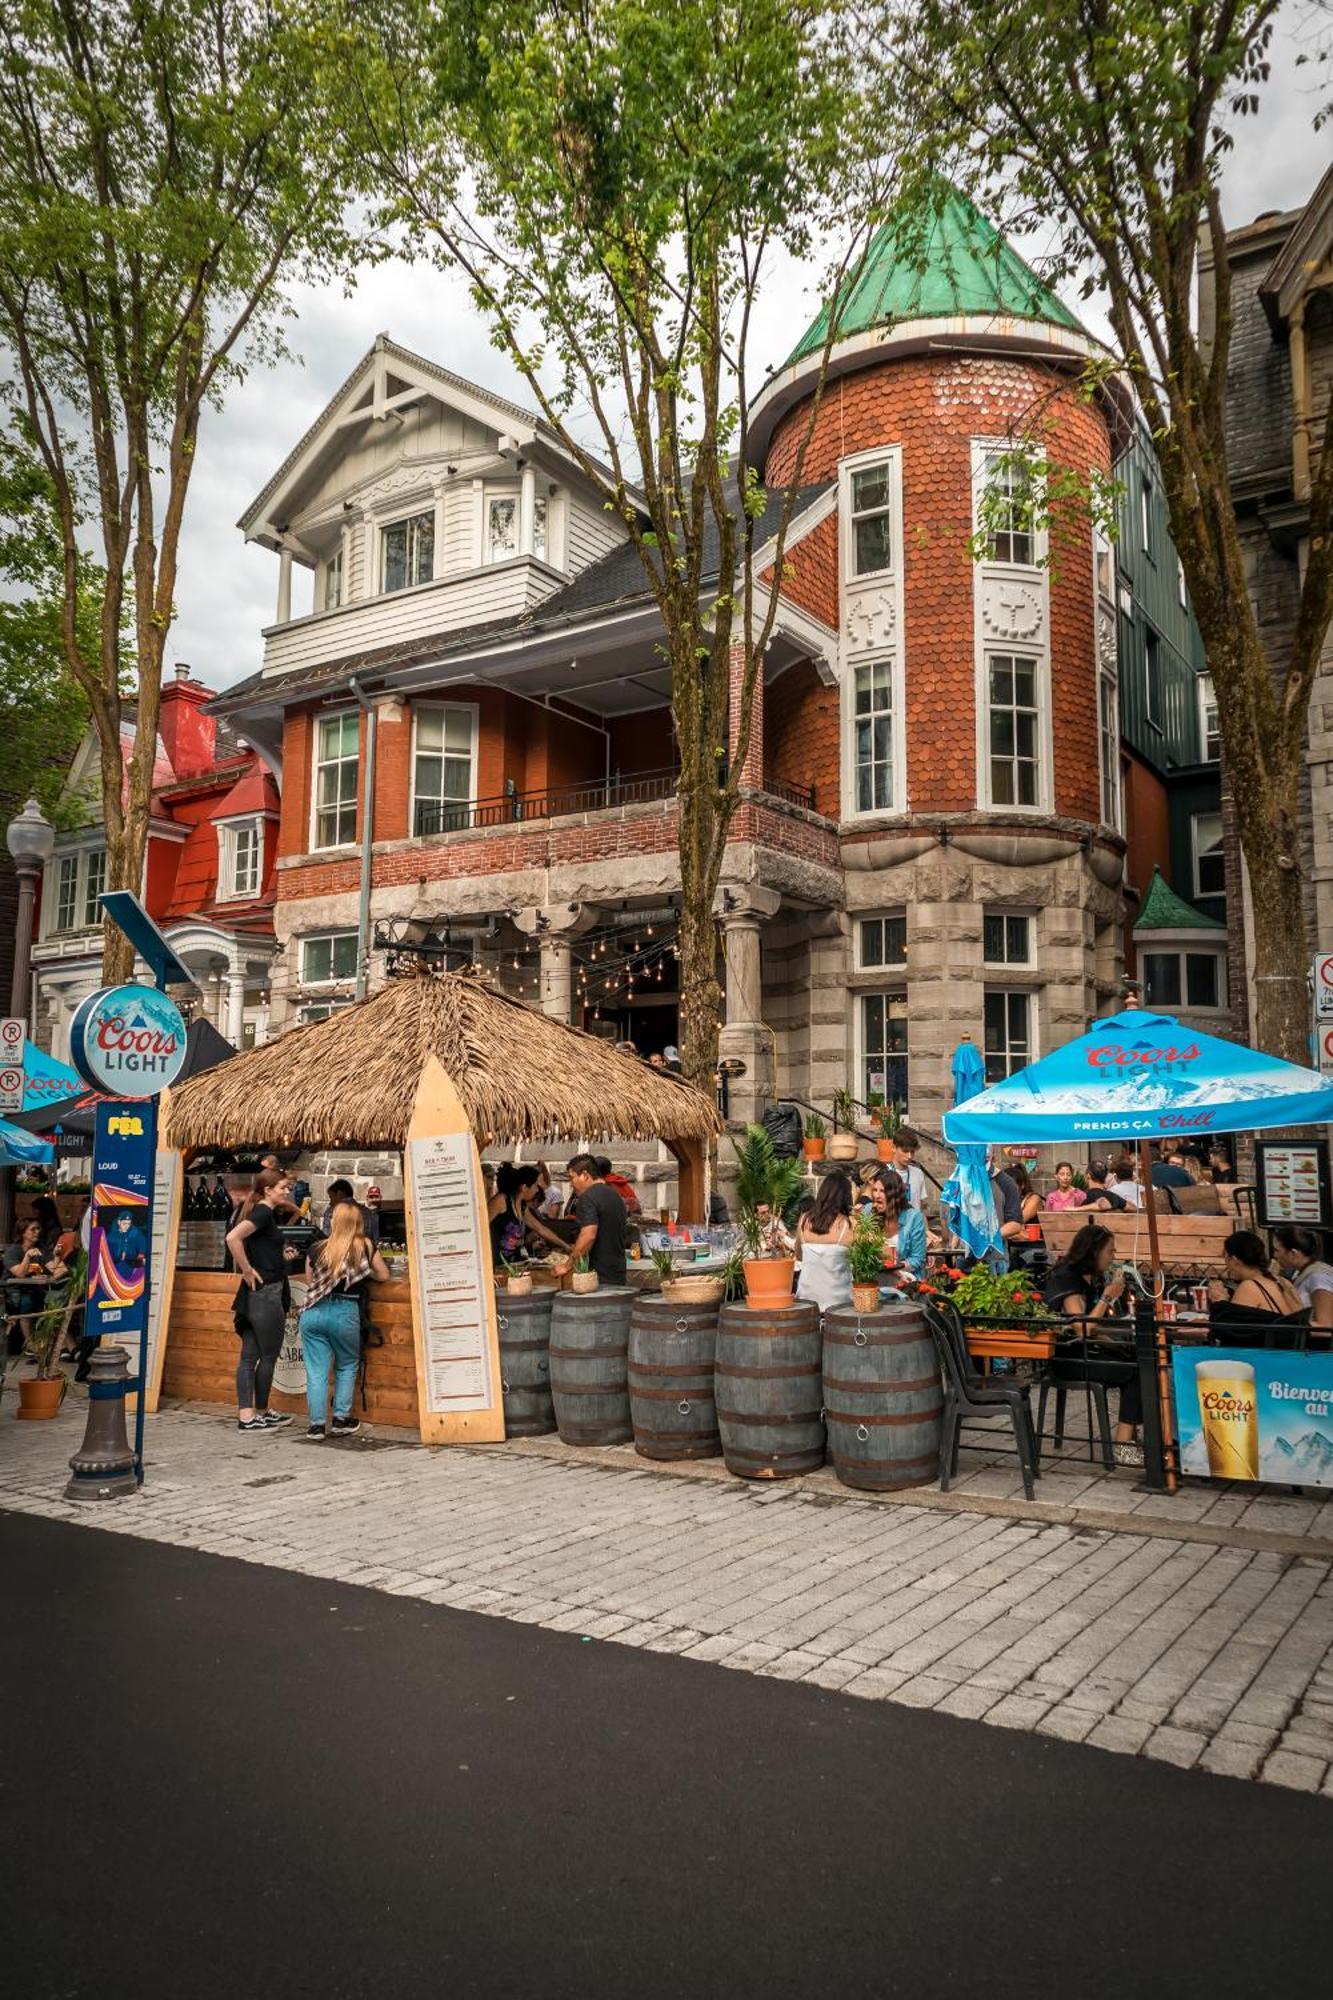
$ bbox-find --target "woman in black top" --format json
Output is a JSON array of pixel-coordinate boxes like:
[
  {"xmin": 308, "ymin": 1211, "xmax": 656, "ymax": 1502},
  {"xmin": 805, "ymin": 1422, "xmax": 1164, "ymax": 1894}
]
[
  {"xmin": 488, "ymin": 1164, "xmax": 567, "ymax": 1267},
  {"xmin": 1207, "ymin": 1231, "xmax": 1308, "ymax": 1350},
  {"xmin": 1044, "ymin": 1221, "xmax": 1142, "ymax": 1462},
  {"xmin": 225, "ymin": 1168, "xmax": 297, "ymax": 1433}
]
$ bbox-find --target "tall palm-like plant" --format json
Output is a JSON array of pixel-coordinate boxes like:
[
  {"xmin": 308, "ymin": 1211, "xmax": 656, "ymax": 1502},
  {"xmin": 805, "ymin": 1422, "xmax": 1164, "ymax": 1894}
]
[{"xmin": 730, "ymin": 1124, "xmax": 806, "ymax": 1227}]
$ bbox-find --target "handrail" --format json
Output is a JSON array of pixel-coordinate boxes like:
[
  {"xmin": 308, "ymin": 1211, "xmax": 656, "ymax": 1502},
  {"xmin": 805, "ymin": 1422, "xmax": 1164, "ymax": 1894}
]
[{"xmin": 413, "ymin": 766, "xmax": 679, "ymax": 836}]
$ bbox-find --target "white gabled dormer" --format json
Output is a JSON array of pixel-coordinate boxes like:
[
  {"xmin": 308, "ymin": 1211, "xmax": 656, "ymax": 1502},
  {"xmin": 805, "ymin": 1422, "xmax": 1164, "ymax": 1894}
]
[{"xmin": 241, "ymin": 335, "xmax": 628, "ymax": 681}]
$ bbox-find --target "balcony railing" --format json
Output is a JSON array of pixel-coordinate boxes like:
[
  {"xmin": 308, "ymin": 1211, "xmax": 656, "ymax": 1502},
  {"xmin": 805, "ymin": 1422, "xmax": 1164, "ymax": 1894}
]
[
  {"xmin": 412, "ymin": 766, "xmax": 680, "ymax": 837},
  {"xmin": 762, "ymin": 774, "xmax": 818, "ymax": 812}
]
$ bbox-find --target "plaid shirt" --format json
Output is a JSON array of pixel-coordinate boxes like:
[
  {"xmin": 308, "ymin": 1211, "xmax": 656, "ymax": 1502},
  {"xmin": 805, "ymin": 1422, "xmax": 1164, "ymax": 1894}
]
[{"xmin": 304, "ymin": 1246, "xmax": 373, "ymax": 1311}]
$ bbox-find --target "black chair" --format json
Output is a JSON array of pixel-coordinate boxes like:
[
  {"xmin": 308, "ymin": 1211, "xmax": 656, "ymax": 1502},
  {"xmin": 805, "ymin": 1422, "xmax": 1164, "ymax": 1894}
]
[
  {"xmin": 923, "ymin": 1299, "xmax": 1041, "ymax": 1502},
  {"xmin": 1036, "ymin": 1366, "xmax": 1115, "ymax": 1470}
]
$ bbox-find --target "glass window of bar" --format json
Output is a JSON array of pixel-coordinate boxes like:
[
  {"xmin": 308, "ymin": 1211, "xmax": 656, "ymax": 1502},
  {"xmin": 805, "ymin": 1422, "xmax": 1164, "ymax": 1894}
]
[
  {"xmin": 381, "ymin": 510, "xmax": 434, "ymax": 593},
  {"xmin": 983, "ymin": 989, "xmax": 1033, "ymax": 1081},
  {"xmin": 314, "ymin": 712, "xmax": 359, "ymax": 848},
  {"xmin": 849, "ymin": 461, "xmax": 892, "ymax": 576},
  {"xmin": 854, "ymin": 659, "xmax": 894, "ymax": 811},
  {"xmin": 860, "ymin": 991, "xmax": 908, "ymax": 1106},
  {"xmin": 413, "ymin": 706, "xmax": 474, "ymax": 836},
  {"xmin": 987, "ymin": 654, "xmax": 1040, "ymax": 806}
]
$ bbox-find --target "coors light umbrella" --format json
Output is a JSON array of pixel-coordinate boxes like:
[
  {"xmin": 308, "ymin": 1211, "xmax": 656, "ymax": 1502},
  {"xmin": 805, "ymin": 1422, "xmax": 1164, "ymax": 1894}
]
[{"xmin": 939, "ymin": 1038, "xmax": 1004, "ymax": 1264}]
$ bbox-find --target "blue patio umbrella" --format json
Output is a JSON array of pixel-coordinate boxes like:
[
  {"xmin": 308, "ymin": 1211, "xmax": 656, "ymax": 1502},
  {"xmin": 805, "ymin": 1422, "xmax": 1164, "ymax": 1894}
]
[
  {"xmin": 942, "ymin": 1007, "xmax": 1333, "ymax": 1146},
  {"xmin": 939, "ymin": 1038, "xmax": 1005, "ymax": 1264},
  {"xmin": 0, "ymin": 1116, "xmax": 54, "ymax": 1170},
  {"xmin": 20, "ymin": 1042, "xmax": 84, "ymax": 1115}
]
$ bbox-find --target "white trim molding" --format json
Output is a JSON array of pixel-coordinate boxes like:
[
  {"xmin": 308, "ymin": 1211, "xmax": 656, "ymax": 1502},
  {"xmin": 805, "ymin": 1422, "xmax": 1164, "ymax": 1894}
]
[
  {"xmin": 838, "ymin": 444, "xmax": 905, "ymax": 819},
  {"xmin": 971, "ymin": 439, "xmax": 1053, "ymax": 815}
]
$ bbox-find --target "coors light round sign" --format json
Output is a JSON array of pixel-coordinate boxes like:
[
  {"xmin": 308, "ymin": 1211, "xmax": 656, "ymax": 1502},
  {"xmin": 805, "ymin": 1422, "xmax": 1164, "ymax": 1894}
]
[{"xmin": 70, "ymin": 983, "xmax": 188, "ymax": 1099}]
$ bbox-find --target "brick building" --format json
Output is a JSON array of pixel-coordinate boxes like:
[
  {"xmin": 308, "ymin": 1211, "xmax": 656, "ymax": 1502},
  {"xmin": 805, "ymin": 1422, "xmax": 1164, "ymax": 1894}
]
[
  {"xmin": 213, "ymin": 190, "xmax": 1206, "ymax": 1149},
  {"xmin": 29, "ymin": 666, "xmax": 279, "ymax": 1056},
  {"xmin": 1199, "ymin": 164, "xmax": 1333, "ymax": 1037}
]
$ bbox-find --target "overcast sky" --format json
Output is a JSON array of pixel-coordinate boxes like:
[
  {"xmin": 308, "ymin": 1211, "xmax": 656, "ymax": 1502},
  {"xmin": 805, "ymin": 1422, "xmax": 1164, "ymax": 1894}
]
[{"xmin": 170, "ymin": 10, "xmax": 1330, "ymax": 691}]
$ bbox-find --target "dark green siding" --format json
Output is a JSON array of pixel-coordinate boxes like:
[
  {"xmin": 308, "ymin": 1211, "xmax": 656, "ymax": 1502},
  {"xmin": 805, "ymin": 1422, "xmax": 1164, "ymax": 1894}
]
[{"xmin": 1115, "ymin": 429, "xmax": 1208, "ymax": 772}]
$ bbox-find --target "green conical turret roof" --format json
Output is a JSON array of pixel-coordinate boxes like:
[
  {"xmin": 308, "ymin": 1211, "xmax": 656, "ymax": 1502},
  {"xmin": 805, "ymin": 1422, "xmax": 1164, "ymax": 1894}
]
[
  {"xmin": 785, "ymin": 184, "xmax": 1083, "ymax": 369},
  {"xmin": 1133, "ymin": 867, "xmax": 1226, "ymax": 935}
]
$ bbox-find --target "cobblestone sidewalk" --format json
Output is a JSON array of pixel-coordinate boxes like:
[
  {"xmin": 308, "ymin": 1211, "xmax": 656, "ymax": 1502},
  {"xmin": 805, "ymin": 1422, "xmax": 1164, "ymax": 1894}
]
[{"xmin": 4, "ymin": 1403, "xmax": 1333, "ymax": 1795}]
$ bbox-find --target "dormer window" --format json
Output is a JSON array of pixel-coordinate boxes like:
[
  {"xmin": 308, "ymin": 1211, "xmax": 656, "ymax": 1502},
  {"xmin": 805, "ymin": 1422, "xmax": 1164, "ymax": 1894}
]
[
  {"xmin": 217, "ymin": 820, "xmax": 262, "ymax": 901},
  {"xmin": 381, "ymin": 510, "xmax": 434, "ymax": 592}
]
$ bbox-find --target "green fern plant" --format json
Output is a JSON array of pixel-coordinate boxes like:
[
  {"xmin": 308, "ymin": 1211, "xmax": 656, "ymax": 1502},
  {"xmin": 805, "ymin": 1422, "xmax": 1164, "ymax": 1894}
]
[{"xmin": 730, "ymin": 1124, "xmax": 805, "ymax": 1242}]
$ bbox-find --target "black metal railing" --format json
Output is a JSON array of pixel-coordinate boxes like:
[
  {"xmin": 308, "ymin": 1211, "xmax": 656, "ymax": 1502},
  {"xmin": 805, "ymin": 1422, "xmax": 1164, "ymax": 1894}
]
[
  {"xmin": 412, "ymin": 766, "xmax": 680, "ymax": 837},
  {"xmin": 761, "ymin": 774, "xmax": 818, "ymax": 812}
]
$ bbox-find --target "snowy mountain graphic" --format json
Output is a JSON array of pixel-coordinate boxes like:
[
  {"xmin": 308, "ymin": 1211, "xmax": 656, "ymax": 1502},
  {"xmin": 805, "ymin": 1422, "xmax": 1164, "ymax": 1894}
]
[{"xmin": 1269, "ymin": 1432, "xmax": 1333, "ymax": 1483}]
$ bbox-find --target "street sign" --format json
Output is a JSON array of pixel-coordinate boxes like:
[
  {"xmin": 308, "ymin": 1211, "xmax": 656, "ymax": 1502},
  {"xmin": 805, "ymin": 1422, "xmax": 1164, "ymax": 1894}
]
[
  {"xmin": 1319, "ymin": 1023, "xmax": 1333, "ymax": 1078},
  {"xmin": 1315, "ymin": 954, "xmax": 1333, "ymax": 1020},
  {"xmin": 0, "ymin": 1015, "xmax": 27, "ymax": 1112}
]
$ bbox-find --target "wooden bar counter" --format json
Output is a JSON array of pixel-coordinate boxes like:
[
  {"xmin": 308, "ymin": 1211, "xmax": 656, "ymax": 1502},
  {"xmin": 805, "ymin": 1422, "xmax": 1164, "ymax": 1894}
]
[{"xmin": 160, "ymin": 1269, "xmax": 421, "ymax": 1431}]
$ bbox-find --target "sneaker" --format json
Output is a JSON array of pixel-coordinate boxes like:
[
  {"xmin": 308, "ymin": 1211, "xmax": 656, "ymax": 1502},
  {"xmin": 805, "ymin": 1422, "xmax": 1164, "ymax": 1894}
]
[
  {"xmin": 237, "ymin": 1416, "xmax": 271, "ymax": 1433},
  {"xmin": 1113, "ymin": 1441, "xmax": 1145, "ymax": 1468},
  {"xmin": 257, "ymin": 1411, "xmax": 292, "ymax": 1429},
  {"xmin": 304, "ymin": 1424, "xmax": 325, "ymax": 1441},
  {"xmin": 330, "ymin": 1414, "xmax": 362, "ymax": 1436}
]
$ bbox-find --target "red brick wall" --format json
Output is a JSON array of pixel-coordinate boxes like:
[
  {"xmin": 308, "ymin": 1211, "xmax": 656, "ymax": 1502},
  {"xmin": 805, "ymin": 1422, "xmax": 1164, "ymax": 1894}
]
[
  {"xmin": 279, "ymin": 711, "xmax": 315, "ymax": 858},
  {"xmin": 765, "ymin": 660, "xmax": 839, "ymax": 814},
  {"xmin": 373, "ymin": 708, "xmax": 412, "ymax": 843},
  {"xmin": 768, "ymin": 510, "xmax": 839, "ymax": 628},
  {"xmin": 765, "ymin": 355, "xmax": 1110, "ymax": 821},
  {"xmin": 608, "ymin": 708, "xmax": 674, "ymax": 776}
]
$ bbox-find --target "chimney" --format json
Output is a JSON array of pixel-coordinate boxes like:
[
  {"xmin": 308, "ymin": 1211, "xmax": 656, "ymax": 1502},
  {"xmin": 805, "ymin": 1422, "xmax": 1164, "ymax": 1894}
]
[{"xmin": 158, "ymin": 663, "xmax": 216, "ymax": 779}]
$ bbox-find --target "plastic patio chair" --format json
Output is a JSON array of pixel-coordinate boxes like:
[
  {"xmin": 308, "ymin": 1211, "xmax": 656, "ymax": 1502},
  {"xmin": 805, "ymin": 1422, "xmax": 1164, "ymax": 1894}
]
[{"xmin": 923, "ymin": 1298, "xmax": 1041, "ymax": 1503}]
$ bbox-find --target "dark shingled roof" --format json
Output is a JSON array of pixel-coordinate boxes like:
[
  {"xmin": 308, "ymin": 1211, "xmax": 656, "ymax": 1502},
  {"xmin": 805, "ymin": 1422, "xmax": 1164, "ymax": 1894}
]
[{"xmin": 211, "ymin": 481, "xmax": 833, "ymax": 715}]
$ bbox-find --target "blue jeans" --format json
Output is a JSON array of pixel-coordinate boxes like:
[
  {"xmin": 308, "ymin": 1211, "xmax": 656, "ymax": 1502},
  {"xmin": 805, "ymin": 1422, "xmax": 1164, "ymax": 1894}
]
[{"xmin": 300, "ymin": 1297, "xmax": 361, "ymax": 1427}]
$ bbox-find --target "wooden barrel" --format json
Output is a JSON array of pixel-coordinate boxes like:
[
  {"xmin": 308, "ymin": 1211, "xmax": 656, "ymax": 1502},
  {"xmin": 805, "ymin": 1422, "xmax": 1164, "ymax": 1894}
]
[
  {"xmin": 495, "ymin": 1288, "xmax": 557, "ymax": 1438},
  {"xmin": 822, "ymin": 1303, "xmax": 943, "ymax": 1492},
  {"xmin": 715, "ymin": 1301, "xmax": 823, "ymax": 1480},
  {"xmin": 628, "ymin": 1297, "xmax": 721, "ymax": 1461},
  {"xmin": 549, "ymin": 1288, "xmax": 634, "ymax": 1445}
]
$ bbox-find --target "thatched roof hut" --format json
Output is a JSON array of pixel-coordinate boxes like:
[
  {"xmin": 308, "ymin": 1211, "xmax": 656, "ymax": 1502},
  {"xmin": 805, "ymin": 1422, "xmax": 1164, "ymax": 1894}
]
[{"xmin": 162, "ymin": 971, "xmax": 720, "ymax": 1152}]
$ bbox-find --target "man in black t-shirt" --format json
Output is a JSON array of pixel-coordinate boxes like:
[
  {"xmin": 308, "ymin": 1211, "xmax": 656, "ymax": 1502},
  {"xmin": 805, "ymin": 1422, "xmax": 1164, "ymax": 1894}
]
[{"xmin": 559, "ymin": 1154, "xmax": 627, "ymax": 1287}]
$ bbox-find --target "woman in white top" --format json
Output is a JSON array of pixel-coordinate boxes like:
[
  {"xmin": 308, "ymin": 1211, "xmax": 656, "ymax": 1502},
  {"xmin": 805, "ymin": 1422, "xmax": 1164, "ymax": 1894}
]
[
  {"xmin": 795, "ymin": 1172, "xmax": 854, "ymax": 1312},
  {"xmin": 1273, "ymin": 1225, "xmax": 1333, "ymax": 1335},
  {"xmin": 1107, "ymin": 1155, "xmax": 1143, "ymax": 1209}
]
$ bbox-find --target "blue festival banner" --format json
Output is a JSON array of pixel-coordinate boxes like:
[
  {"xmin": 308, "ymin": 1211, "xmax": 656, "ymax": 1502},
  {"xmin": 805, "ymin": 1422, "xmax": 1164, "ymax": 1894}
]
[
  {"xmin": 86, "ymin": 1100, "xmax": 155, "ymax": 1343},
  {"xmin": 1172, "ymin": 1346, "xmax": 1333, "ymax": 1488}
]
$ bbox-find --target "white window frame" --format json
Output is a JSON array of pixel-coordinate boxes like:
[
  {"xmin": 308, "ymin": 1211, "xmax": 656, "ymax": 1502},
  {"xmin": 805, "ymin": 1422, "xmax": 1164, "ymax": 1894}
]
[
  {"xmin": 81, "ymin": 848, "xmax": 107, "ymax": 929},
  {"xmin": 856, "ymin": 989, "xmax": 909, "ymax": 1110},
  {"xmin": 1099, "ymin": 667, "xmax": 1122, "ymax": 830},
  {"xmin": 1197, "ymin": 673, "xmax": 1220, "ymax": 763},
  {"xmin": 298, "ymin": 998, "xmax": 353, "ymax": 1027},
  {"xmin": 978, "ymin": 650, "xmax": 1051, "ymax": 813},
  {"xmin": 216, "ymin": 818, "xmax": 263, "ymax": 903},
  {"xmin": 855, "ymin": 911, "xmax": 907, "ymax": 971},
  {"xmin": 410, "ymin": 701, "xmax": 479, "ymax": 837},
  {"xmin": 379, "ymin": 508, "xmax": 436, "ymax": 594},
  {"xmin": 485, "ymin": 488, "xmax": 520, "ymax": 566},
  {"xmin": 322, "ymin": 546, "xmax": 343, "ymax": 612},
  {"xmin": 299, "ymin": 931, "xmax": 360, "ymax": 989},
  {"xmin": 848, "ymin": 655, "xmax": 903, "ymax": 816},
  {"xmin": 53, "ymin": 853, "xmax": 79, "ymax": 933},
  {"xmin": 972, "ymin": 441, "xmax": 1045, "ymax": 569},
  {"xmin": 1191, "ymin": 811, "xmax": 1225, "ymax": 900},
  {"xmin": 839, "ymin": 444, "xmax": 902, "ymax": 588},
  {"xmin": 983, "ymin": 987, "xmax": 1037, "ymax": 1082},
  {"xmin": 982, "ymin": 910, "xmax": 1034, "ymax": 969},
  {"xmin": 1140, "ymin": 946, "xmax": 1227, "ymax": 1014},
  {"xmin": 310, "ymin": 710, "xmax": 360, "ymax": 851}
]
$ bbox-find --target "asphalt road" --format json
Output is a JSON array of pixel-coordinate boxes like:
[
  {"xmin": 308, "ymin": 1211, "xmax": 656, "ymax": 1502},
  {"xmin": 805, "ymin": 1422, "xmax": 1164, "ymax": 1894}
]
[{"xmin": 1, "ymin": 1511, "xmax": 1325, "ymax": 1999}]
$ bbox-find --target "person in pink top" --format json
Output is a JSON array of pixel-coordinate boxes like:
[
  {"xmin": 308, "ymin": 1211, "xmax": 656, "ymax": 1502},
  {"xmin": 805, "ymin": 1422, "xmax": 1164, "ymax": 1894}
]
[{"xmin": 1044, "ymin": 1161, "xmax": 1087, "ymax": 1212}]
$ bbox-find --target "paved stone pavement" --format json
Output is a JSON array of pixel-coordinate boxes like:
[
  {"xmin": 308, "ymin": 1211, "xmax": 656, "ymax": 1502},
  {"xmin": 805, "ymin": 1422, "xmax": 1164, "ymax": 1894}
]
[{"xmin": 5, "ymin": 1401, "xmax": 1333, "ymax": 1795}]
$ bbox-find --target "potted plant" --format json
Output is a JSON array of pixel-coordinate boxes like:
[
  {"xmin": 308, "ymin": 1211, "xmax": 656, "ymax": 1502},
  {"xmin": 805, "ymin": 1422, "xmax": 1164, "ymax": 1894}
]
[
  {"xmin": 802, "ymin": 1110, "xmax": 828, "ymax": 1162},
  {"xmin": 847, "ymin": 1213, "xmax": 887, "ymax": 1314},
  {"xmin": 949, "ymin": 1264, "xmax": 1058, "ymax": 1360},
  {"xmin": 828, "ymin": 1088, "xmax": 859, "ymax": 1161},
  {"xmin": 17, "ymin": 1250, "xmax": 87, "ymax": 1421},
  {"xmin": 731, "ymin": 1124, "xmax": 804, "ymax": 1309},
  {"xmin": 499, "ymin": 1256, "xmax": 532, "ymax": 1297},
  {"xmin": 569, "ymin": 1253, "xmax": 599, "ymax": 1296}
]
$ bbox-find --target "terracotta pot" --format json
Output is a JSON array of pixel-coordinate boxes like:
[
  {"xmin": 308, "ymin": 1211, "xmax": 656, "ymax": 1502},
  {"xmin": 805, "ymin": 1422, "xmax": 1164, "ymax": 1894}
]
[
  {"xmin": 850, "ymin": 1282, "xmax": 881, "ymax": 1314},
  {"xmin": 504, "ymin": 1273, "xmax": 533, "ymax": 1297},
  {"xmin": 17, "ymin": 1375, "xmax": 65, "ymax": 1421},
  {"xmin": 570, "ymin": 1271, "xmax": 600, "ymax": 1295},
  {"xmin": 876, "ymin": 1137, "xmax": 895, "ymax": 1162},
  {"xmin": 801, "ymin": 1137, "xmax": 827, "ymax": 1162},
  {"xmin": 827, "ymin": 1134, "xmax": 859, "ymax": 1161},
  {"xmin": 743, "ymin": 1256, "xmax": 795, "ymax": 1309}
]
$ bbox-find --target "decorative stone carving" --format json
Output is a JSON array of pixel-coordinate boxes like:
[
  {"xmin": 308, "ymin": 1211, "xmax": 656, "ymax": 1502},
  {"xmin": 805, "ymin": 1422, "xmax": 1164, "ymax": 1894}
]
[
  {"xmin": 981, "ymin": 578, "xmax": 1045, "ymax": 642},
  {"xmin": 358, "ymin": 458, "xmax": 449, "ymax": 511},
  {"xmin": 843, "ymin": 594, "xmax": 897, "ymax": 653}
]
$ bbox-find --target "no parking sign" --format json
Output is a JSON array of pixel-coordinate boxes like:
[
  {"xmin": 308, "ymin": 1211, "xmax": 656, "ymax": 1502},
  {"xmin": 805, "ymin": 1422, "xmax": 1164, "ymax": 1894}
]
[
  {"xmin": 0, "ymin": 1015, "xmax": 26, "ymax": 1112},
  {"xmin": 1320, "ymin": 1022, "xmax": 1333, "ymax": 1078},
  {"xmin": 1315, "ymin": 953, "xmax": 1333, "ymax": 1020}
]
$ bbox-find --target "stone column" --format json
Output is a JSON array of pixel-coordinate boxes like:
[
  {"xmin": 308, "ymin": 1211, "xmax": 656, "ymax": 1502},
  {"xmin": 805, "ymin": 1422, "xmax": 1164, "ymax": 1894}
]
[
  {"xmin": 513, "ymin": 902, "xmax": 601, "ymax": 1024},
  {"xmin": 539, "ymin": 937, "xmax": 573, "ymax": 1022},
  {"xmin": 224, "ymin": 973, "xmax": 245, "ymax": 1048},
  {"xmin": 519, "ymin": 464, "xmax": 537, "ymax": 557},
  {"xmin": 276, "ymin": 545, "xmax": 293, "ymax": 624},
  {"xmin": 716, "ymin": 885, "xmax": 781, "ymax": 1125}
]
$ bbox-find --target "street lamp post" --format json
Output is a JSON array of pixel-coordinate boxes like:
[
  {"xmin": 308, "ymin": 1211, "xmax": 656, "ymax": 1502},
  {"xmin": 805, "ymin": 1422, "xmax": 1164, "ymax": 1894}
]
[{"xmin": 6, "ymin": 797, "xmax": 56, "ymax": 1020}]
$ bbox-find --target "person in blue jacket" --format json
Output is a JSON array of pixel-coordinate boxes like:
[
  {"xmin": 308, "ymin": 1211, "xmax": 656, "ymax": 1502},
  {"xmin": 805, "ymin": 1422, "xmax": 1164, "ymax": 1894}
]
[{"xmin": 866, "ymin": 1168, "xmax": 926, "ymax": 1277}]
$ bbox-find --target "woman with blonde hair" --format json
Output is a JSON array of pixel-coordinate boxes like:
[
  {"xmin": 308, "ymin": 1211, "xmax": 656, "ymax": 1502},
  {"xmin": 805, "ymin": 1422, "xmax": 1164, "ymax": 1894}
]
[{"xmin": 300, "ymin": 1201, "xmax": 388, "ymax": 1439}]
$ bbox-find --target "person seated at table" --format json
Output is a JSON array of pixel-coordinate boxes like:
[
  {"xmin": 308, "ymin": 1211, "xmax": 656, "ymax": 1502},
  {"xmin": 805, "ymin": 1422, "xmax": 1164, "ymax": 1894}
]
[
  {"xmin": 3, "ymin": 1219, "xmax": 65, "ymax": 1357},
  {"xmin": 1273, "ymin": 1225, "xmax": 1333, "ymax": 1340},
  {"xmin": 1151, "ymin": 1141, "xmax": 1192, "ymax": 1191},
  {"xmin": 1082, "ymin": 1163, "xmax": 1129, "ymax": 1213},
  {"xmin": 1044, "ymin": 1161, "xmax": 1086, "ymax": 1212},
  {"xmin": 1107, "ymin": 1155, "xmax": 1143, "ymax": 1209},
  {"xmin": 795, "ymin": 1173, "xmax": 853, "ymax": 1311},
  {"xmin": 866, "ymin": 1168, "xmax": 926, "ymax": 1278},
  {"xmin": 1207, "ymin": 1146, "xmax": 1237, "ymax": 1186},
  {"xmin": 1009, "ymin": 1163, "xmax": 1043, "ymax": 1241},
  {"xmin": 1043, "ymin": 1222, "xmax": 1142, "ymax": 1465},
  {"xmin": 1206, "ymin": 1231, "xmax": 1308, "ymax": 1349}
]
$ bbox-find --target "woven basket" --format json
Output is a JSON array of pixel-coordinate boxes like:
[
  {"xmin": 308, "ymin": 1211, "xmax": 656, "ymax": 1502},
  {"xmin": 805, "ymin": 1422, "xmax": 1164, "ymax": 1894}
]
[{"xmin": 661, "ymin": 1274, "xmax": 727, "ymax": 1305}]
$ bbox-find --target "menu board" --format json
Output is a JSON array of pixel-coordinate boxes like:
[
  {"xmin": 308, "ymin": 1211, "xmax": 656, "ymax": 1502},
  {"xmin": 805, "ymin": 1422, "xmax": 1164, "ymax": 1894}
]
[
  {"xmin": 1256, "ymin": 1142, "xmax": 1331, "ymax": 1226},
  {"xmin": 138, "ymin": 1145, "xmax": 181, "ymax": 1412},
  {"xmin": 408, "ymin": 1130, "xmax": 496, "ymax": 1415}
]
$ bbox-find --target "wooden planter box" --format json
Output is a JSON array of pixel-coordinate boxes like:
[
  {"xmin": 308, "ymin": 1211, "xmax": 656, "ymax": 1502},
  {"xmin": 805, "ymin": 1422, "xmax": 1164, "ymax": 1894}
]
[{"xmin": 964, "ymin": 1322, "xmax": 1058, "ymax": 1362}]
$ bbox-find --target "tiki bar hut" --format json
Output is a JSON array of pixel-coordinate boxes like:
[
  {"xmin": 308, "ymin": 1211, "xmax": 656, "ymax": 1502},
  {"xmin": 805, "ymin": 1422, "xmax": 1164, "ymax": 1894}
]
[{"xmin": 151, "ymin": 970, "xmax": 721, "ymax": 1442}]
